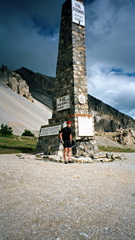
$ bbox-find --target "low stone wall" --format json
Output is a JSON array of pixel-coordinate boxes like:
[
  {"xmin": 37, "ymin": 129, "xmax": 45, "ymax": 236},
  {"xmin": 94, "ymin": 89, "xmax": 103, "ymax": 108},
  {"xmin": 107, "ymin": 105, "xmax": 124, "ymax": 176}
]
[{"xmin": 36, "ymin": 152, "xmax": 123, "ymax": 164}]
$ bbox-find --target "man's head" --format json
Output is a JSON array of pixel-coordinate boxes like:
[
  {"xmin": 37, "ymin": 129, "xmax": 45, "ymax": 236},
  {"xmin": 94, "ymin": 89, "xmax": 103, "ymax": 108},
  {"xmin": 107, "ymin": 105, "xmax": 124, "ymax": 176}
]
[{"xmin": 67, "ymin": 121, "xmax": 72, "ymax": 127}]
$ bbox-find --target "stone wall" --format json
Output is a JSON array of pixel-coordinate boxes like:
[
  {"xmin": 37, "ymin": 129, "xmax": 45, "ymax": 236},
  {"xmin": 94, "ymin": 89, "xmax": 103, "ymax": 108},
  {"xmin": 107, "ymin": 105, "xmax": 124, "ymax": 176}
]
[{"xmin": 36, "ymin": 135, "xmax": 61, "ymax": 155}]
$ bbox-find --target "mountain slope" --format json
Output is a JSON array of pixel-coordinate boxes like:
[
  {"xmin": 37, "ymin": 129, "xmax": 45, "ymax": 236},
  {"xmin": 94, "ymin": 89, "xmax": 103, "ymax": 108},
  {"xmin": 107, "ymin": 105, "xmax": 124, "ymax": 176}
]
[
  {"xmin": 16, "ymin": 67, "xmax": 54, "ymax": 109},
  {"xmin": 0, "ymin": 82, "xmax": 52, "ymax": 135}
]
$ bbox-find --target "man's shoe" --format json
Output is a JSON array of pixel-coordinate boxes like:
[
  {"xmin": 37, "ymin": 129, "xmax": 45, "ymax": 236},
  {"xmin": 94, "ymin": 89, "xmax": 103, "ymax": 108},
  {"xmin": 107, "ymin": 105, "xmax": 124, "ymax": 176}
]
[{"xmin": 68, "ymin": 160, "xmax": 73, "ymax": 163}]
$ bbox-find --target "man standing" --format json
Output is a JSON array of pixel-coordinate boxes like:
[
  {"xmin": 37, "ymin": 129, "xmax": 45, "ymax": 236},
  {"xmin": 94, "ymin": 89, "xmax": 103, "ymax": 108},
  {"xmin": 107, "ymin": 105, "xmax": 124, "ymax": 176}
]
[{"xmin": 60, "ymin": 121, "xmax": 72, "ymax": 163}]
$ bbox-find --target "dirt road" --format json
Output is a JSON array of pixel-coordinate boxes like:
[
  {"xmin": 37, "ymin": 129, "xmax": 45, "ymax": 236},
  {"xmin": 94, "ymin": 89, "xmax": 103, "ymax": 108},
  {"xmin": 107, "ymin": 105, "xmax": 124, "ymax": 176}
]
[{"xmin": 0, "ymin": 153, "xmax": 135, "ymax": 240}]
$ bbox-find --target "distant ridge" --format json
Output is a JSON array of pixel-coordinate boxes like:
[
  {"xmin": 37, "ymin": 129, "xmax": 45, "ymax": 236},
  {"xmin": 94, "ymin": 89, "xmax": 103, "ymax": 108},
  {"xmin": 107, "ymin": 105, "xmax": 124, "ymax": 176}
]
[
  {"xmin": 0, "ymin": 65, "xmax": 135, "ymax": 136},
  {"xmin": 16, "ymin": 67, "xmax": 54, "ymax": 109},
  {"xmin": 16, "ymin": 67, "xmax": 135, "ymax": 132}
]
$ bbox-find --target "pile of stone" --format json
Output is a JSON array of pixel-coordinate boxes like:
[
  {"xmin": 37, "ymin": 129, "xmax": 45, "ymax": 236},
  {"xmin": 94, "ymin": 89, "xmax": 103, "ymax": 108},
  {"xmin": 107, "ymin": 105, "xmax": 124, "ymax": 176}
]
[
  {"xmin": 114, "ymin": 128, "xmax": 135, "ymax": 146},
  {"xmin": 36, "ymin": 152, "xmax": 123, "ymax": 164}
]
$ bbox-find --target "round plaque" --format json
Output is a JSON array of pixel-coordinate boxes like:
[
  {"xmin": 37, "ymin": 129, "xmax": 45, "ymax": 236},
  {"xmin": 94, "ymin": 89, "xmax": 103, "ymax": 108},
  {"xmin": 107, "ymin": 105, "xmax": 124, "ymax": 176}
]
[{"xmin": 78, "ymin": 94, "xmax": 86, "ymax": 104}]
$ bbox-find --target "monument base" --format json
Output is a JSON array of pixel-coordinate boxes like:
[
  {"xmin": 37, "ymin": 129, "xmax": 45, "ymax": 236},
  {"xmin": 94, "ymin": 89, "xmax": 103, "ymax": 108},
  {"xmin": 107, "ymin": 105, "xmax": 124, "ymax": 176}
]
[
  {"xmin": 36, "ymin": 152, "xmax": 123, "ymax": 164},
  {"xmin": 36, "ymin": 134, "xmax": 62, "ymax": 156},
  {"xmin": 36, "ymin": 113, "xmax": 98, "ymax": 156},
  {"xmin": 36, "ymin": 128, "xmax": 99, "ymax": 157},
  {"xmin": 72, "ymin": 137, "xmax": 99, "ymax": 157}
]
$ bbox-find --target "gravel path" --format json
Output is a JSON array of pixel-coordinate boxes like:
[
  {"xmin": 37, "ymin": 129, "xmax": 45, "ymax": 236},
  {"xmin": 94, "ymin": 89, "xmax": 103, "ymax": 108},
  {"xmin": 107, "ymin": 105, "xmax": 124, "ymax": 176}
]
[{"xmin": 0, "ymin": 153, "xmax": 135, "ymax": 240}]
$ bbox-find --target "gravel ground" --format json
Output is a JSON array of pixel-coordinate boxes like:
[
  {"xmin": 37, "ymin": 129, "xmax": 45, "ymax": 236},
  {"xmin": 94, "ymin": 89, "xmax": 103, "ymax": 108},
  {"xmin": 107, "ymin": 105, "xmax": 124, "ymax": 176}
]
[{"xmin": 0, "ymin": 153, "xmax": 135, "ymax": 240}]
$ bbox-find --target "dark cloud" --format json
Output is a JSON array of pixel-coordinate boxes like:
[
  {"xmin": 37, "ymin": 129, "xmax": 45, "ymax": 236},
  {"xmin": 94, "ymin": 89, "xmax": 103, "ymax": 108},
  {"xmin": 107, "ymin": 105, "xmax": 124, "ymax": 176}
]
[
  {"xmin": 0, "ymin": 0, "xmax": 63, "ymax": 75},
  {"xmin": 86, "ymin": 0, "xmax": 135, "ymax": 72},
  {"xmin": 0, "ymin": 0, "xmax": 135, "ymax": 119}
]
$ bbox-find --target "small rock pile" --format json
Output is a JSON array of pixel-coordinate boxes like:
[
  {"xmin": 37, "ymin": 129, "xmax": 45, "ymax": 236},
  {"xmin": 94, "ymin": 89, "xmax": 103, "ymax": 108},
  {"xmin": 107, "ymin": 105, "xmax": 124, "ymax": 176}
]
[
  {"xmin": 114, "ymin": 128, "xmax": 135, "ymax": 146},
  {"xmin": 36, "ymin": 152, "xmax": 123, "ymax": 164}
]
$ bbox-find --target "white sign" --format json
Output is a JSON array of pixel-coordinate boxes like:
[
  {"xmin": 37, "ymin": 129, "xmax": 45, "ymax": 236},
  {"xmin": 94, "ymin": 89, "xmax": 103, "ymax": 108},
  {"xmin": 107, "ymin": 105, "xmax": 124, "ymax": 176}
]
[
  {"xmin": 72, "ymin": 0, "xmax": 85, "ymax": 27},
  {"xmin": 40, "ymin": 125, "xmax": 61, "ymax": 137},
  {"xmin": 78, "ymin": 116, "xmax": 94, "ymax": 136},
  {"xmin": 78, "ymin": 94, "xmax": 86, "ymax": 104},
  {"xmin": 57, "ymin": 95, "xmax": 70, "ymax": 112}
]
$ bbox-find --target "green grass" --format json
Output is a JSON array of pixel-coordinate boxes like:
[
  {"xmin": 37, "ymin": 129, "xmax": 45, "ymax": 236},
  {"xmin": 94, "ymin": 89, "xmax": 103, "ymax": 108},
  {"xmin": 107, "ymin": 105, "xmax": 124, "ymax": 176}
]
[
  {"xmin": 0, "ymin": 135, "xmax": 135, "ymax": 154},
  {"xmin": 98, "ymin": 145, "xmax": 135, "ymax": 153},
  {"xmin": 0, "ymin": 135, "xmax": 38, "ymax": 154}
]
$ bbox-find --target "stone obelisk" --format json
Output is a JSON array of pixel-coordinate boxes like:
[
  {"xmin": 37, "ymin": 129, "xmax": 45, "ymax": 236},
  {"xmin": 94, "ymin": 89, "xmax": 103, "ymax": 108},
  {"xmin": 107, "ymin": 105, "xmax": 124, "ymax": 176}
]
[{"xmin": 36, "ymin": 0, "xmax": 94, "ymax": 155}]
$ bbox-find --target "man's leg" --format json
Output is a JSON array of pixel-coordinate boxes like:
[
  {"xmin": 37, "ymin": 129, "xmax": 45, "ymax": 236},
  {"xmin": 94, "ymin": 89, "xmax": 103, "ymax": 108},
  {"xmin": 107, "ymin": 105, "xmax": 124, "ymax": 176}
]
[
  {"xmin": 64, "ymin": 148, "xmax": 67, "ymax": 161},
  {"xmin": 67, "ymin": 147, "xmax": 71, "ymax": 161}
]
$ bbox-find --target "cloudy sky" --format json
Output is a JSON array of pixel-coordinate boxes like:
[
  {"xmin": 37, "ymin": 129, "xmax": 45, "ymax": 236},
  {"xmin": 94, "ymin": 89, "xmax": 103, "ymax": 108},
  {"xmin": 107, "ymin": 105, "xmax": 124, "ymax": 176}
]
[{"xmin": 0, "ymin": 0, "xmax": 135, "ymax": 119}]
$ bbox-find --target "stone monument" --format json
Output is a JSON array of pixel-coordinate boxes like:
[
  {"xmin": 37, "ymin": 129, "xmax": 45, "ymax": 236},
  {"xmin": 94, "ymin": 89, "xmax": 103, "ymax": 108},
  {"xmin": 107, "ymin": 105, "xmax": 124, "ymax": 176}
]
[{"xmin": 36, "ymin": 0, "xmax": 97, "ymax": 156}]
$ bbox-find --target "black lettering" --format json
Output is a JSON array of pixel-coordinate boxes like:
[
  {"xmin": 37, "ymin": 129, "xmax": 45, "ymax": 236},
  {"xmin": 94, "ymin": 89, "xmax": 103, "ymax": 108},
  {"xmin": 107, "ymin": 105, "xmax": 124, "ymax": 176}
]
[
  {"xmin": 75, "ymin": 3, "xmax": 81, "ymax": 9},
  {"xmin": 73, "ymin": 7, "xmax": 84, "ymax": 15}
]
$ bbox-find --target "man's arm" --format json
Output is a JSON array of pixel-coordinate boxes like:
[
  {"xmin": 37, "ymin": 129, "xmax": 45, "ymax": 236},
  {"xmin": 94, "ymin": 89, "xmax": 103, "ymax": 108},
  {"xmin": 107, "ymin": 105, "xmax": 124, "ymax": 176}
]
[
  {"xmin": 70, "ymin": 133, "xmax": 72, "ymax": 143},
  {"xmin": 59, "ymin": 132, "xmax": 64, "ymax": 143}
]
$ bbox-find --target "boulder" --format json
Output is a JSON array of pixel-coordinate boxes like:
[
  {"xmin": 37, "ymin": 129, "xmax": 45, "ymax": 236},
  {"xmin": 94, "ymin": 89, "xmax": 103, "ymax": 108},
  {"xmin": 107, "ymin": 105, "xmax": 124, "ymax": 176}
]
[
  {"xmin": 115, "ymin": 128, "xmax": 135, "ymax": 146},
  {"xmin": 0, "ymin": 65, "xmax": 33, "ymax": 102}
]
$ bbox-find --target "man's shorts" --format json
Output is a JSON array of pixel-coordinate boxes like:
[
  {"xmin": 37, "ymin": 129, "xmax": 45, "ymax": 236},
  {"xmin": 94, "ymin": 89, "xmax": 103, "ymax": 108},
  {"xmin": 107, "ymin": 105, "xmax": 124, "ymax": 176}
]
[{"xmin": 63, "ymin": 140, "xmax": 72, "ymax": 148}]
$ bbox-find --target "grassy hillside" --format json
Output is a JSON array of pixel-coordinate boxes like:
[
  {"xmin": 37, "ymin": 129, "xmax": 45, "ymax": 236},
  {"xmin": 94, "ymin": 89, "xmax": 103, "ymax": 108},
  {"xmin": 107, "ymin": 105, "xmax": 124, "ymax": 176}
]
[
  {"xmin": 0, "ymin": 135, "xmax": 37, "ymax": 154},
  {"xmin": 0, "ymin": 135, "xmax": 135, "ymax": 154}
]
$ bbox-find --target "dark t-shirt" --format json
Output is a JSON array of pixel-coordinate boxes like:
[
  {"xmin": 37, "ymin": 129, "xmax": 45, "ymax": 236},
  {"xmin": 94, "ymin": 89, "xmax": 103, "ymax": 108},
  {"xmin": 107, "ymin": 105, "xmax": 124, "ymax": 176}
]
[{"xmin": 61, "ymin": 127, "xmax": 71, "ymax": 141}]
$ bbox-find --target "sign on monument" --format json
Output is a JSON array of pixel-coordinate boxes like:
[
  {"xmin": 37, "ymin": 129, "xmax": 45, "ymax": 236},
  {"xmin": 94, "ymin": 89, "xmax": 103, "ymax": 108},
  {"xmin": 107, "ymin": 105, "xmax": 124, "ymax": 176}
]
[
  {"xmin": 40, "ymin": 125, "xmax": 61, "ymax": 137},
  {"xmin": 57, "ymin": 95, "xmax": 70, "ymax": 112},
  {"xmin": 72, "ymin": 0, "xmax": 85, "ymax": 27},
  {"xmin": 78, "ymin": 117, "xmax": 94, "ymax": 136}
]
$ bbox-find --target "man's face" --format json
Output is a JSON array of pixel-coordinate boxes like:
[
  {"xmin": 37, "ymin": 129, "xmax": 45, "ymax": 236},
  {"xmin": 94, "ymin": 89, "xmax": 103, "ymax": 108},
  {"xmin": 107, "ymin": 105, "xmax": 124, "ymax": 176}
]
[{"xmin": 67, "ymin": 123, "xmax": 71, "ymax": 127}]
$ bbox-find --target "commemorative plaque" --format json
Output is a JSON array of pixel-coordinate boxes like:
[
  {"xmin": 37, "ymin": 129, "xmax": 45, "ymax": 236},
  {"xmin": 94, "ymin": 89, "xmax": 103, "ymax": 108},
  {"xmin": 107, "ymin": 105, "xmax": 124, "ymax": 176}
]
[
  {"xmin": 57, "ymin": 95, "xmax": 70, "ymax": 112},
  {"xmin": 40, "ymin": 125, "xmax": 61, "ymax": 137},
  {"xmin": 78, "ymin": 116, "xmax": 94, "ymax": 136}
]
